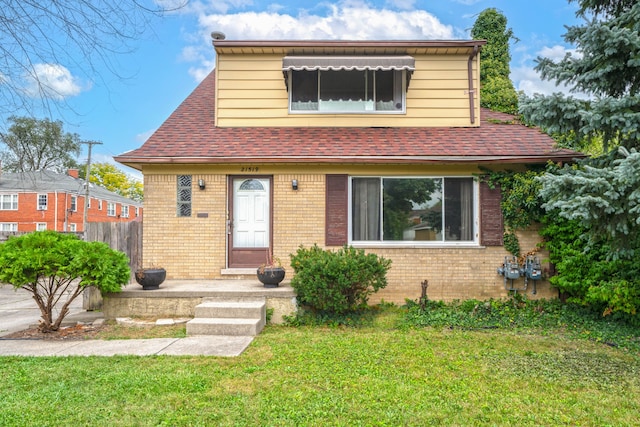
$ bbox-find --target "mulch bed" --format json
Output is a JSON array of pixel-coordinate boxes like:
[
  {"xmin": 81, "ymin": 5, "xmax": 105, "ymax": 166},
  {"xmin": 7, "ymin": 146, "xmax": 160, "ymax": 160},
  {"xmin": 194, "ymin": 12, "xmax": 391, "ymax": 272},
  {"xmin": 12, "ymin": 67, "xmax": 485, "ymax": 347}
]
[{"xmin": 2, "ymin": 323, "xmax": 107, "ymax": 340}]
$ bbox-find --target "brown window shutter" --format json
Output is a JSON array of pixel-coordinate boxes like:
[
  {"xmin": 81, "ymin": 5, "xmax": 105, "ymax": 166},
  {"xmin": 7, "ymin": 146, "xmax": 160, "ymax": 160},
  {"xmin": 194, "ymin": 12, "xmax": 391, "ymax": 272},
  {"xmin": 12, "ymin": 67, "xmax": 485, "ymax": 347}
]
[
  {"xmin": 480, "ymin": 181, "xmax": 504, "ymax": 246},
  {"xmin": 326, "ymin": 174, "xmax": 348, "ymax": 246}
]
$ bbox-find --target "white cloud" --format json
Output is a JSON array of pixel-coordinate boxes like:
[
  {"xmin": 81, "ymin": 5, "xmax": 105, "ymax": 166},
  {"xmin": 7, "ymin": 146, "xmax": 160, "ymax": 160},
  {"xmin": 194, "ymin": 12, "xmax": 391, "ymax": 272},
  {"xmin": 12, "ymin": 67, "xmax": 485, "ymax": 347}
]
[
  {"xmin": 511, "ymin": 65, "xmax": 568, "ymax": 96},
  {"xmin": 184, "ymin": 1, "xmax": 457, "ymax": 81},
  {"xmin": 538, "ymin": 44, "xmax": 581, "ymax": 61},
  {"xmin": 512, "ymin": 44, "xmax": 587, "ymax": 98},
  {"xmin": 23, "ymin": 64, "xmax": 85, "ymax": 100}
]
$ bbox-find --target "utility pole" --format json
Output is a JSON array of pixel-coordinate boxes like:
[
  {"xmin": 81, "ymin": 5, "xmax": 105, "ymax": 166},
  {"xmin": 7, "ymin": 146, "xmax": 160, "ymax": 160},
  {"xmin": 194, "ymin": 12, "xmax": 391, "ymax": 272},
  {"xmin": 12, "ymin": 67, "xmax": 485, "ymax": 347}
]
[{"xmin": 81, "ymin": 140, "xmax": 102, "ymax": 239}]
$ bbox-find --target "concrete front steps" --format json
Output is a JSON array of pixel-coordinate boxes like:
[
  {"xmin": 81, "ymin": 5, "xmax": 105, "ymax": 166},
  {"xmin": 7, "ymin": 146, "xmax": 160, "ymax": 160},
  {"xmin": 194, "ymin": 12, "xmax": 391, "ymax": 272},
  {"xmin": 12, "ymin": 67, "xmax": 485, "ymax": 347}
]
[{"xmin": 186, "ymin": 297, "xmax": 266, "ymax": 336}]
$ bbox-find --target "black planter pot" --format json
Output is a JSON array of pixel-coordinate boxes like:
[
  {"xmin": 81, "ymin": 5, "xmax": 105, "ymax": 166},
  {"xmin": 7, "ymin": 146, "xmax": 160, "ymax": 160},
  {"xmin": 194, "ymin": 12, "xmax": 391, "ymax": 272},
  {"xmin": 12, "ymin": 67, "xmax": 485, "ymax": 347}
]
[
  {"xmin": 257, "ymin": 267, "xmax": 285, "ymax": 288},
  {"xmin": 135, "ymin": 268, "xmax": 166, "ymax": 290}
]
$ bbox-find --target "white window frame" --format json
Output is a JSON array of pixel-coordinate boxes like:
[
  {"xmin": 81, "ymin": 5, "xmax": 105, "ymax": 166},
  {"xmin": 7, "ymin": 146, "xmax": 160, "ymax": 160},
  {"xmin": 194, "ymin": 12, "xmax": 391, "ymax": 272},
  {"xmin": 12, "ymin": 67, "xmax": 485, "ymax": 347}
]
[
  {"xmin": 0, "ymin": 194, "xmax": 18, "ymax": 210},
  {"xmin": 0, "ymin": 223, "xmax": 18, "ymax": 232},
  {"xmin": 122, "ymin": 205, "xmax": 129, "ymax": 218},
  {"xmin": 98, "ymin": 199, "xmax": 103, "ymax": 210},
  {"xmin": 36, "ymin": 223, "xmax": 47, "ymax": 231},
  {"xmin": 69, "ymin": 223, "xmax": 77, "ymax": 232},
  {"xmin": 348, "ymin": 176, "xmax": 479, "ymax": 247},
  {"xmin": 288, "ymin": 69, "xmax": 407, "ymax": 115},
  {"xmin": 37, "ymin": 194, "xmax": 48, "ymax": 210},
  {"xmin": 70, "ymin": 195, "xmax": 77, "ymax": 212},
  {"xmin": 107, "ymin": 202, "xmax": 116, "ymax": 217}
]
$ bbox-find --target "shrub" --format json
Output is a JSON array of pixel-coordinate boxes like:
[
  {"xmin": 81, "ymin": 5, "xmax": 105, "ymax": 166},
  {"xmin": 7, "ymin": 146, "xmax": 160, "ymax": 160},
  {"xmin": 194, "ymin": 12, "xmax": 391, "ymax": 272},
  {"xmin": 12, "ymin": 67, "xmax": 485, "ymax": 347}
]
[
  {"xmin": 0, "ymin": 231, "xmax": 130, "ymax": 332},
  {"xmin": 289, "ymin": 245, "xmax": 391, "ymax": 315}
]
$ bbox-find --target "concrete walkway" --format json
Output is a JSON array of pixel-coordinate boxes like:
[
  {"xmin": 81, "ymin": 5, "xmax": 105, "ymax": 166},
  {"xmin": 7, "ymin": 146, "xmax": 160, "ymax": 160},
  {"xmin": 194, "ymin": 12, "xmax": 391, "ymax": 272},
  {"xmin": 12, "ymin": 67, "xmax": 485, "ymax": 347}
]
[{"xmin": 0, "ymin": 285, "xmax": 254, "ymax": 357}]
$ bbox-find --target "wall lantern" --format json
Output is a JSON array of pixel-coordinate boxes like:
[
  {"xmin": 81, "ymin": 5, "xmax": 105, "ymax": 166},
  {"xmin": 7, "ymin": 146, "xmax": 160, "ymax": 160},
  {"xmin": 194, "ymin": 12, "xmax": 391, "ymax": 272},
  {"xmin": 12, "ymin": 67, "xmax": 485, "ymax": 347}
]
[
  {"xmin": 292, "ymin": 179, "xmax": 298, "ymax": 191},
  {"xmin": 198, "ymin": 179, "xmax": 206, "ymax": 190}
]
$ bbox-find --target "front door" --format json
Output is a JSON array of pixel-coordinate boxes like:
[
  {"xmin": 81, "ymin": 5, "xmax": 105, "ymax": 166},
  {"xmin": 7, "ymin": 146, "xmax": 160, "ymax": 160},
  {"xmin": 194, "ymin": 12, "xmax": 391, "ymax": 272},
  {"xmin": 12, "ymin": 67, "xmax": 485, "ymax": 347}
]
[{"xmin": 228, "ymin": 176, "xmax": 271, "ymax": 268}]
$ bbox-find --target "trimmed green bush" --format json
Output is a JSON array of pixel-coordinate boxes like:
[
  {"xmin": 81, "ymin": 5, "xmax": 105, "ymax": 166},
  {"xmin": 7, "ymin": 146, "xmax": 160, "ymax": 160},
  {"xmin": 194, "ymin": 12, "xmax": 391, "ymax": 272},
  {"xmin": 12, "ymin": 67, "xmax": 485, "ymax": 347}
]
[
  {"xmin": 290, "ymin": 245, "xmax": 391, "ymax": 315},
  {"xmin": 0, "ymin": 231, "xmax": 130, "ymax": 332}
]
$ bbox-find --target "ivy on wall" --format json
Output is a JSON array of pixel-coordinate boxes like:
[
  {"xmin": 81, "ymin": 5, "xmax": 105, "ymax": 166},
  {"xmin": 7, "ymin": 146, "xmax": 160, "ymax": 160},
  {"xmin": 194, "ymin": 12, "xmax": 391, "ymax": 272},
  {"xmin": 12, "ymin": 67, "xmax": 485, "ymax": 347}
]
[{"xmin": 480, "ymin": 167, "xmax": 547, "ymax": 256}]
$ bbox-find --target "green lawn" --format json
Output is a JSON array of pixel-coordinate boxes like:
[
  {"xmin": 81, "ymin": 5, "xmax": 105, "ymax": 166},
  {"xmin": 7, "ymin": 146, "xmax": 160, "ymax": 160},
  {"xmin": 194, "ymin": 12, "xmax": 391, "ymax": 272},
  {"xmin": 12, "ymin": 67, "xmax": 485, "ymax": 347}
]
[{"xmin": 1, "ymin": 309, "xmax": 639, "ymax": 426}]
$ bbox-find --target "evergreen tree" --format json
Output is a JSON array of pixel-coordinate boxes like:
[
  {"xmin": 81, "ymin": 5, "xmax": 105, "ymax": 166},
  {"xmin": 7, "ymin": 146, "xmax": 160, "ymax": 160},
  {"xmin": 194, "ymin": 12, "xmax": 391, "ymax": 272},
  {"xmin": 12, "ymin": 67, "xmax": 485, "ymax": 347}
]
[
  {"xmin": 522, "ymin": 0, "xmax": 640, "ymax": 315},
  {"xmin": 521, "ymin": 1, "xmax": 640, "ymax": 257},
  {"xmin": 519, "ymin": 1, "xmax": 640, "ymax": 152},
  {"xmin": 471, "ymin": 8, "xmax": 519, "ymax": 114}
]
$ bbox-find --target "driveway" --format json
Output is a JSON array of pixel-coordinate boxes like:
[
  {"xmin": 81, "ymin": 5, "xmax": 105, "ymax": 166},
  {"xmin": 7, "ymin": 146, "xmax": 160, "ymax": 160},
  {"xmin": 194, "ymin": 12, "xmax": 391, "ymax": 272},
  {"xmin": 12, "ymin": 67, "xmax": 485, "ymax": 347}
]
[{"xmin": 0, "ymin": 284, "xmax": 84, "ymax": 337}]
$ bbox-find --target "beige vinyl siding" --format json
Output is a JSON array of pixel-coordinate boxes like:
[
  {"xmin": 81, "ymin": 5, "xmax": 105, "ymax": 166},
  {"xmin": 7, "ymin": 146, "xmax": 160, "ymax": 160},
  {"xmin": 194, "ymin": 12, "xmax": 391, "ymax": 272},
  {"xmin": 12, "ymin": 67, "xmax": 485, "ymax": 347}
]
[{"xmin": 215, "ymin": 53, "xmax": 480, "ymax": 128}]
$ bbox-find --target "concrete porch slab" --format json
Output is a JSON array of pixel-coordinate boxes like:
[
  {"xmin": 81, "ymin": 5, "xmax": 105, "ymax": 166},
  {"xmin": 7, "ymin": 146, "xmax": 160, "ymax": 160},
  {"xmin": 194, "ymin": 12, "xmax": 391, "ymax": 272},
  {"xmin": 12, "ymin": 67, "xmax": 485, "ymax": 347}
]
[{"xmin": 103, "ymin": 279, "xmax": 297, "ymax": 324}]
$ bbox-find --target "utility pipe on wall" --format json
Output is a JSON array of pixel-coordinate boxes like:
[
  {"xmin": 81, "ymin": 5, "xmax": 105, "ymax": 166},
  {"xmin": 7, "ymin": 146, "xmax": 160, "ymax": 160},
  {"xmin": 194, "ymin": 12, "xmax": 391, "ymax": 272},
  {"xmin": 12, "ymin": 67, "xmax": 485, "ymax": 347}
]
[{"xmin": 467, "ymin": 46, "xmax": 479, "ymax": 124}]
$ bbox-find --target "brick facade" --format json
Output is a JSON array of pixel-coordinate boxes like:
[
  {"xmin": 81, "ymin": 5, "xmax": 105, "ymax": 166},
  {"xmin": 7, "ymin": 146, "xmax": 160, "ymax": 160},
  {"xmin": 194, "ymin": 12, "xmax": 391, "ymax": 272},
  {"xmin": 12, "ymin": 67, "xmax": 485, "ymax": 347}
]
[
  {"xmin": 143, "ymin": 171, "xmax": 555, "ymax": 304},
  {"xmin": 0, "ymin": 171, "xmax": 143, "ymax": 232}
]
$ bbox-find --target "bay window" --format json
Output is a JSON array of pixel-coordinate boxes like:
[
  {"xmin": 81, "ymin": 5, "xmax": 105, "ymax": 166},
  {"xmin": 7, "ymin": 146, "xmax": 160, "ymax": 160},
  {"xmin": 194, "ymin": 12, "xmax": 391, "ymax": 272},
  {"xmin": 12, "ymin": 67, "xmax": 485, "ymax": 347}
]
[{"xmin": 351, "ymin": 177, "xmax": 477, "ymax": 244}]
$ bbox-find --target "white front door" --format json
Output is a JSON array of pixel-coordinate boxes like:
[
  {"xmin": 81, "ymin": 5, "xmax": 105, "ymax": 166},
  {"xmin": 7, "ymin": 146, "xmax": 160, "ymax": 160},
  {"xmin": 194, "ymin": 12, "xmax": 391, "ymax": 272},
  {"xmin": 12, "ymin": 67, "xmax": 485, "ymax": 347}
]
[{"xmin": 228, "ymin": 177, "xmax": 271, "ymax": 267}]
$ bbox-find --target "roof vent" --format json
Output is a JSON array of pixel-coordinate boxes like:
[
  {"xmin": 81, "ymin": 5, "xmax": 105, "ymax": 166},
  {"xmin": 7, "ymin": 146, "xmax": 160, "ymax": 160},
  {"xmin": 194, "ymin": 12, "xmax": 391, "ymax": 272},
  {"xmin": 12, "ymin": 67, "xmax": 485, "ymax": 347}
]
[{"xmin": 211, "ymin": 31, "xmax": 226, "ymax": 41}]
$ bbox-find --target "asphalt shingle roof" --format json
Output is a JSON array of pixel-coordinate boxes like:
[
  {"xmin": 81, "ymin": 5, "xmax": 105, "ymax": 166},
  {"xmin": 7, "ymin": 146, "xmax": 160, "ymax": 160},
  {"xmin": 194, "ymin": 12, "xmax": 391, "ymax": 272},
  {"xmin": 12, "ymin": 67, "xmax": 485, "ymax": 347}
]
[{"xmin": 115, "ymin": 70, "xmax": 582, "ymax": 167}]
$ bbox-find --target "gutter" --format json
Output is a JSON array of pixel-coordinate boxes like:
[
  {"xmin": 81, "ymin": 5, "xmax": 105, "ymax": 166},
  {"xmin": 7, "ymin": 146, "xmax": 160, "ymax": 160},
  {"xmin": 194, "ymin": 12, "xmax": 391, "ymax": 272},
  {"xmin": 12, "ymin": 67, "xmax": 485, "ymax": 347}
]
[
  {"xmin": 467, "ymin": 45, "xmax": 480, "ymax": 125},
  {"xmin": 115, "ymin": 153, "xmax": 584, "ymax": 167}
]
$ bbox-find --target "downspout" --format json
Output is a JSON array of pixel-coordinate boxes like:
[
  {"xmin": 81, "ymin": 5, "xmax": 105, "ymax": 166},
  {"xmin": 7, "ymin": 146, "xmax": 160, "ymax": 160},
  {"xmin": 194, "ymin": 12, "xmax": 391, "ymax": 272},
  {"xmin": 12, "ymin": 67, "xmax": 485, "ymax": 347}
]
[{"xmin": 467, "ymin": 45, "xmax": 479, "ymax": 124}]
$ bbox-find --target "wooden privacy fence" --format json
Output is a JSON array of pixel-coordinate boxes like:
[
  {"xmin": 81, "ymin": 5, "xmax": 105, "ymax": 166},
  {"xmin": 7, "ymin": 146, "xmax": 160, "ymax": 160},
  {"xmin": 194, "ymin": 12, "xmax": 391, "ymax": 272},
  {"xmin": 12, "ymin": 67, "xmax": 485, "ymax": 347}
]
[
  {"xmin": 85, "ymin": 221, "xmax": 142, "ymax": 273},
  {"xmin": 0, "ymin": 222, "xmax": 142, "ymax": 273}
]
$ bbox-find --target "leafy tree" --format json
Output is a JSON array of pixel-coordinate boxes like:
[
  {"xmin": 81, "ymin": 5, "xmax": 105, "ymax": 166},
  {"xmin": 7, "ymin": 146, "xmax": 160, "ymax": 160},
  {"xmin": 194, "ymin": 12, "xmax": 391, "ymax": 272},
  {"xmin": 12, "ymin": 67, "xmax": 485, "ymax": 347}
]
[
  {"xmin": 0, "ymin": 231, "xmax": 130, "ymax": 332},
  {"xmin": 470, "ymin": 8, "xmax": 519, "ymax": 114},
  {"xmin": 0, "ymin": 116, "xmax": 81, "ymax": 172},
  {"xmin": 81, "ymin": 162, "xmax": 144, "ymax": 202},
  {"xmin": 0, "ymin": 1, "xmax": 186, "ymax": 116}
]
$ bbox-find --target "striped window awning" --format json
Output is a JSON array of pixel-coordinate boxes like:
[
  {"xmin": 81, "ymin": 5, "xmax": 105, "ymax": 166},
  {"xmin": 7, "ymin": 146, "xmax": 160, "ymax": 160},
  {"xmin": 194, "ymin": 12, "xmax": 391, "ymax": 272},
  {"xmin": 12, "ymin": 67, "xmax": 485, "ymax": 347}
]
[{"xmin": 282, "ymin": 55, "xmax": 415, "ymax": 72}]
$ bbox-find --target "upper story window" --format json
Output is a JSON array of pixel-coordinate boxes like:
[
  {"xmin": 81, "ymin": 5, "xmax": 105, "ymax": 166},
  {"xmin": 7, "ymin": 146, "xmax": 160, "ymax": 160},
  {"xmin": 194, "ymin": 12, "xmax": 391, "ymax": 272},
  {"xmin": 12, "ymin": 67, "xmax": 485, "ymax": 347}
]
[
  {"xmin": 99, "ymin": 200, "xmax": 103, "ymax": 210},
  {"xmin": 0, "ymin": 194, "xmax": 18, "ymax": 210},
  {"xmin": 37, "ymin": 194, "xmax": 48, "ymax": 210},
  {"xmin": 283, "ymin": 56, "xmax": 414, "ymax": 114},
  {"xmin": 350, "ymin": 176, "xmax": 477, "ymax": 245},
  {"xmin": 107, "ymin": 202, "xmax": 116, "ymax": 217},
  {"xmin": 122, "ymin": 205, "xmax": 129, "ymax": 218},
  {"xmin": 70, "ymin": 195, "xmax": 77, "ymax": 212}
]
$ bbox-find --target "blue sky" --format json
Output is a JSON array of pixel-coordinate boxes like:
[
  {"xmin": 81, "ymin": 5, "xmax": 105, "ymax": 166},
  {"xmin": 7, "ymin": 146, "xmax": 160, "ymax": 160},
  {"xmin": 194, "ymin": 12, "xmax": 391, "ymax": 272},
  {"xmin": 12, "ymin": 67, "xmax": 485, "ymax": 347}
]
[{"xmin": 8, "ymin": 0, "xmax": 582, "ymax": 176}]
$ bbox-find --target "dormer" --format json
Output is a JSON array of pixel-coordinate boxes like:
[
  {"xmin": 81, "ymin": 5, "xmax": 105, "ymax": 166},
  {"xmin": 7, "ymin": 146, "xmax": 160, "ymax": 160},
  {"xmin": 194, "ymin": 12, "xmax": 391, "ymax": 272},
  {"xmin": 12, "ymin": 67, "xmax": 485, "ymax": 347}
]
[{"xmin": 212, "ymin": 40, "xmax": 485, "ymax": 128}]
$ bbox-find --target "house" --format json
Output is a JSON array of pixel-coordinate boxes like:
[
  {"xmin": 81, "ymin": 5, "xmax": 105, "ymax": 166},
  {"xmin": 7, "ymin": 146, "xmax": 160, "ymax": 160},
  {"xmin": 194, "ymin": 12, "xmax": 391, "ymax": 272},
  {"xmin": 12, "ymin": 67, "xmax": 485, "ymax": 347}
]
[
  {"xmin": 115, "ymin": 38, "xmax": 580, "ymax": 304},
  {"xmin": 0, "ymin": 168, "xmax": 143, "ymax": 232}
]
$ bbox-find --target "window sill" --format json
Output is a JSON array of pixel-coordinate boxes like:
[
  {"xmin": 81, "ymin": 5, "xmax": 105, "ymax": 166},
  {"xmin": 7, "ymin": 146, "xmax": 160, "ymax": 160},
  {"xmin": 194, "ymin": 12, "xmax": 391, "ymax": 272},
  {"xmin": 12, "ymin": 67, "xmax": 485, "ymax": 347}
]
[{"xmin": 349, "ymin": 242, "xmax": 482, "ymax": 249}]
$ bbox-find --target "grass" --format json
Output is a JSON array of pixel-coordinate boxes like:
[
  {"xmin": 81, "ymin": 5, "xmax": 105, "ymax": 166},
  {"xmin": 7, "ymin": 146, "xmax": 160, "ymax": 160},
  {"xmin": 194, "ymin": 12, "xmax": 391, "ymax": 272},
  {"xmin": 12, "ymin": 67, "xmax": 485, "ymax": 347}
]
[
  {"xmin": 1, "ymin": 302, "xmax": 639, "ymax": 426},
  {"xmin": 95, "ymin": 322, "xmax": 187, "ymax": 340}
]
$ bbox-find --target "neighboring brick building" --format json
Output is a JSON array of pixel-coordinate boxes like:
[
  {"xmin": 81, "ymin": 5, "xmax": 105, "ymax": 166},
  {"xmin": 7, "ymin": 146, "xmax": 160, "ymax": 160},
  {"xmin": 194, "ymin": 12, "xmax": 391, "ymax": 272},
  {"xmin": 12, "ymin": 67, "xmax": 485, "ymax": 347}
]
[
  {"xmin": 115, "ymin": 38, "xmax": 583, "ymax": 303},
  {"xmin": 0, "ymin": 169, "xmax": 143, "ymax": 232}
]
